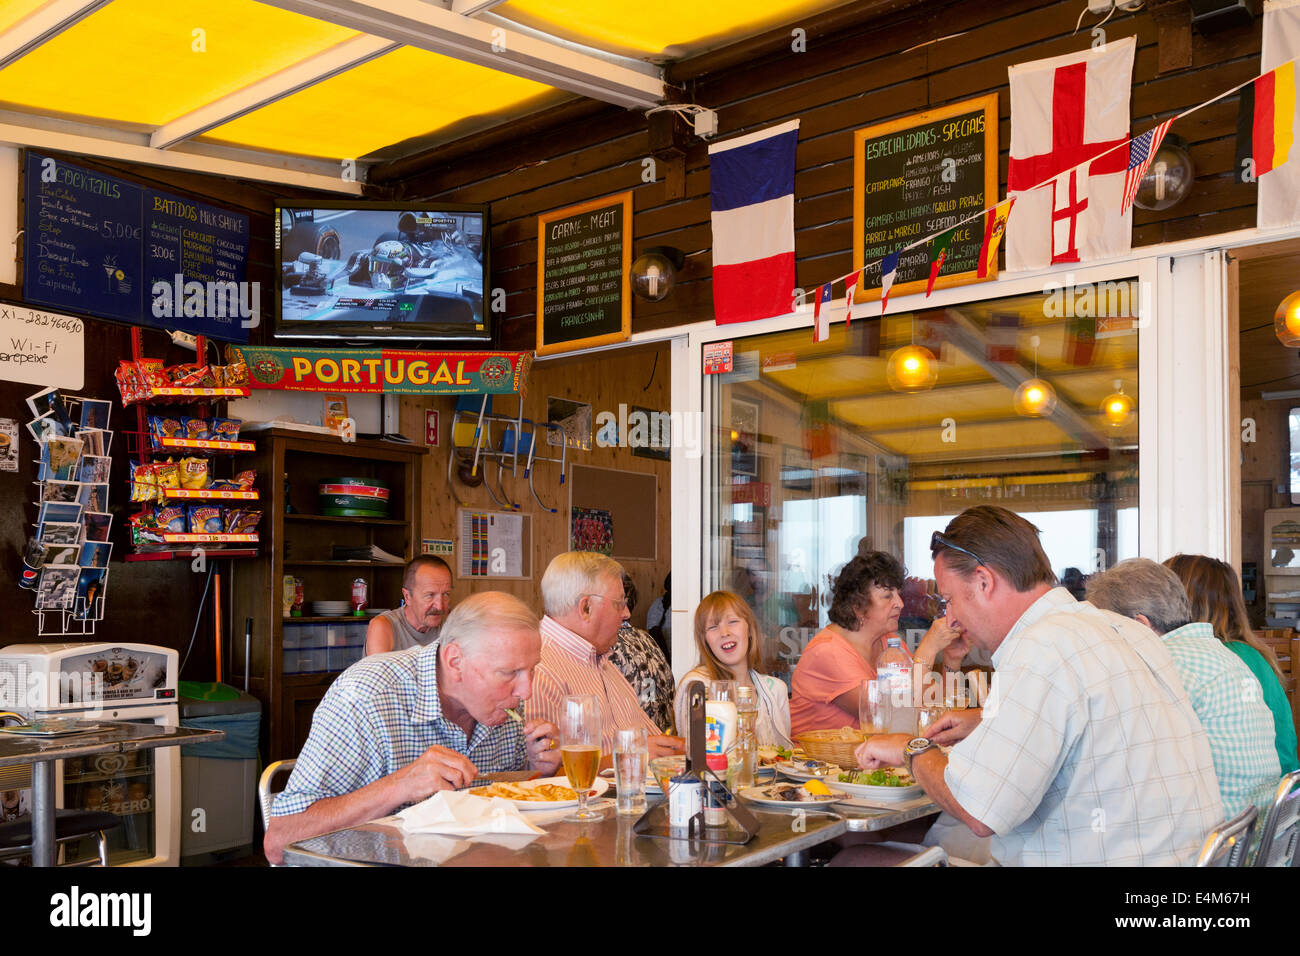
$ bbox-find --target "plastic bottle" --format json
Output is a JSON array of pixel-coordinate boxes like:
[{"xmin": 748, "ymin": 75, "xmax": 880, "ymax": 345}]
[
  {"xmin": 733, "ymin": 685, "xmax": 758, "ymax": 790},
  {"xmin": 876, "ymin": 637, "xmax": 915, "ymax": 733}
]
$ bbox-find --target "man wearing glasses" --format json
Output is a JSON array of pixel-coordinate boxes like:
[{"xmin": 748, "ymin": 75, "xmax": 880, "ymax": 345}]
[
  {"xmin": 532, "ymin": 551, "xmax": 684, "ymax": 762},
  {"xmin": 854, "ymin": 505, "xmax": 1222, "ymax": 866}
]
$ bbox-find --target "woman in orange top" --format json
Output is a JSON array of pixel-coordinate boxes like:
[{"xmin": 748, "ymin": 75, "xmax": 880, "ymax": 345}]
[{"xmin": 790, "ymin": 552, "xmax": 964, "ymax": 735}]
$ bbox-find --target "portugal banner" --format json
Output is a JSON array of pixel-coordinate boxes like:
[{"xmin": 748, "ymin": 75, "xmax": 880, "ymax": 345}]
[{"xmin": 231, "ymin": 347, "xmax": 532, "ymax": 395}]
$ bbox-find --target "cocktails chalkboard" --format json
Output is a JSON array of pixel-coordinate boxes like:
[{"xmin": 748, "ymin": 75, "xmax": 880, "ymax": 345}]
[
  {"xmin": 853, "ymin": 95, "xmax": 998, "ymax": 303},
  {"xmin": 22, "ymin": 151, "xmax": 251, "ymax": 342},
  {"xmin": 536, "ymin": 192, "xmax": 631, "ymax": 357}
]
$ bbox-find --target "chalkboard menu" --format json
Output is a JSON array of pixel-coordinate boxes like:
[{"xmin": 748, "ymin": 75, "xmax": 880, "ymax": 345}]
[
  {"xmin": 23, "ymin": 151, "xmax": 252, "ymax": 342},
  {"xmin": 853, "ymin": 95, "xmax": 999, "ymax": 302},
  {"xmin": 536, "ymin": 192, "xmax": 631, "ymax": 357}
]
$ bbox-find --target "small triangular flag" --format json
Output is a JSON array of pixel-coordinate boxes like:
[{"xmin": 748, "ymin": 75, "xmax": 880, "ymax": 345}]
[
  {"xmin": 925, "ymin": 229, "xmax": 956, "ymax": 297},
  {"xmin": 812, "ymin": 283, "xmax": 831, "ymax": 343},
  {"xmin": 843, "ymin": 269, "xmax": 861, "ymax": 326},
  {"xmin": 880, "ymin": 251, "xmax": 900, "ymax": 316}
]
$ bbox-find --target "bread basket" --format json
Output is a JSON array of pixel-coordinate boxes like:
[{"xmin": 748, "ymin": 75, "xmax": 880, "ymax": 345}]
[{"xmin": 795, "ymin": 729, "xmax": 867, "ymax": 768}]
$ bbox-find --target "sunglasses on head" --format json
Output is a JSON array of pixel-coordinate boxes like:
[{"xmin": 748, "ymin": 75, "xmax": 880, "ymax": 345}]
[{"xmin": 931, "ymin": 531, "xmax": 986, "ymax": 568}]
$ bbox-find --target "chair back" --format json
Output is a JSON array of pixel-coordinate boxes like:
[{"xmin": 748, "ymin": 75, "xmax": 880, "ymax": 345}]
[
  {"xmin": 258, "ymin": 759, "xmax": 296, "ymax": 831},
  {"xmin": 1254, "ymin": 770, "xmax": 1300, "ymax": 867},
  {"xmin": 897, "ymin": 845, "xmax": 949, "ymax": 867},
  {"xmin": 1196, "ymin": 804, "xmax": 1258, "ymax": 867}
]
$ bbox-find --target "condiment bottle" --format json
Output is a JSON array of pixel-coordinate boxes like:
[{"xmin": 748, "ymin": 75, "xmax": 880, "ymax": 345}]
[
  {"xmin": 351, "ymin": 578, "xmax": 368, "ymax": 616},
  {"xmin": 704, "ymin": 754, "xmax": 728, "ymax": 828}
]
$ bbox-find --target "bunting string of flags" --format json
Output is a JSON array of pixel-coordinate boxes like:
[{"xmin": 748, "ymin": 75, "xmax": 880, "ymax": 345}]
[{"xmin": 799, "ymin": 55, "xmax": 1300, "ymax": 343}]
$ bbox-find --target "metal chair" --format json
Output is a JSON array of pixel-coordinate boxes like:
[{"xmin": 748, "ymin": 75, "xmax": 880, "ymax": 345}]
[
  {"xmin": 257, "ymin": 759, "xmax": 296, "ymax": 831},
  {"xmin": 1253, "ymin": 770, "xmax": 1300, "ymax": 867},
  {"xmin": 0, "ymin": 808, "xmax": 122, "ymax": 867},
  {"xmin": 1196, "ymin": 804, "xmax": 1258, "ymax": 867}
]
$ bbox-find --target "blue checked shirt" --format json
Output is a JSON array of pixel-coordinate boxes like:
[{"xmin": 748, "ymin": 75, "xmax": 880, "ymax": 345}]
[
  {"xmin": 271, "ymin": 643, "xmax": 527, "ymax": 817},
  {"xmin": 1159, "ymin": 623, "xmax": 1281, "ymax": 818}
]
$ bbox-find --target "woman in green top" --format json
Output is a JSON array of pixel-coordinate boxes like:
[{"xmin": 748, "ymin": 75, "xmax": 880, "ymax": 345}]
[{"xmin": 1165, "ymin": 554, "xmax": 1299, "ymax": 775}]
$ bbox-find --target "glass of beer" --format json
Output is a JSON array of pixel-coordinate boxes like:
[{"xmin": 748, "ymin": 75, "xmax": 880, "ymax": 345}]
[{"xmin": 561, "ymin": 694, "xmax": 603, "ymax": 822}]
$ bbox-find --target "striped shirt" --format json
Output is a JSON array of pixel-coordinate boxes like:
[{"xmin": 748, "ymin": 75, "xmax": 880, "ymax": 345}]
[
  {"xmin": 271, "ymin": 643, "xmax": 526, "ymax": 817},
  {"xmin": 532, "ymin": 615, "xmax": 661, "ymax": 754},
  {"xmin": 1158, "ymin": 623, "xmax": 1280, "ymax": 818},
  {"xmin": 945, "ymin": 588, "xmax": 1223, "ymax": 866}
]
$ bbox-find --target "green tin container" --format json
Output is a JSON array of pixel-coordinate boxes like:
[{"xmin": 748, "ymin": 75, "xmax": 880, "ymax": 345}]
[{"xmin": 319, "ymin": 477, "xmax": 390, "ymax": 517}]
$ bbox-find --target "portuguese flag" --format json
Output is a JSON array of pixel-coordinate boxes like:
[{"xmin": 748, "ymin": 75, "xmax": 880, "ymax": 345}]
[
  {"xmin": 1237, "ymin": 61, "xmax": 1296, "ymax": 181},
  {"xmin": 924, "ymin": 228, "xmax": 956, "ymax": 297}
]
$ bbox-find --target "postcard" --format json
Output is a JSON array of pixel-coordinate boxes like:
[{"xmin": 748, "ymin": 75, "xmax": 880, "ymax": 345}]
[
  {"xmin": 79, "ymin": 399, "xmax": 112, "ymax": 431},
  {"xmin": 78, "ymin": 482, "xmax": 109, "ymax": 512},
  {"xmin": 40, "ymin": 480, "xmax": 81, "ymax": 503},
  {"xmin": 78, "ymin": 540, "xmax": 112, "ymax": 569},
  {"xmin": 39, "ymin": 521, "xmax": 82, "ymax": 546},
  {"xmin": 38, "ymin": 436, "xmax": 83, "ymax": 481},
  {"xmin": 36, "ymin": 566, "xmax": 79, "ymax": 610},
  {"xmin": 26, "ymin": 412, "xmax": 67, "ymax": 443},
  {"xmin": 83, "ymin": 512, "xmax": 112, "ymax": 543},
  {"xmin": 37, "ymin": 501, "xmax": 82, "ymax": 527},
  {"xmin": 78, "ymin": 455, "xmax": 111, "ymax": 484},
  {"xmin": 74, "ymin": 568, "xmax": 109, "ymax": 621}
]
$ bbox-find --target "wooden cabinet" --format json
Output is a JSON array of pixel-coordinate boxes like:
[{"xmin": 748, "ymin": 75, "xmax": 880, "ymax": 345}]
[{"xmin": 229, "ymin": 428, "xmax": 426, "ymax": 762}]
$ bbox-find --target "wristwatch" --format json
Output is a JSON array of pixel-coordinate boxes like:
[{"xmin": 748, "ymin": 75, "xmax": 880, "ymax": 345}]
[{"xmin": 903, "ymin": 737, "xmax": 936, "ymax": 775}]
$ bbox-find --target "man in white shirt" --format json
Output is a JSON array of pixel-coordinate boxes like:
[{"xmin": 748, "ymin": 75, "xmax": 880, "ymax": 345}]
[{"xmin": 855, "ymin": 506, "xmax": 1223, "ymax": 866}]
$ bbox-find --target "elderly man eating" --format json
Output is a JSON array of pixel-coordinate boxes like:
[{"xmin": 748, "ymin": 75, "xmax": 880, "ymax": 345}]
[
  {"xmin": 264, "ymin": 591, "xmax": 560, "ymax": 864},
  {"xmin": 531, "ymin": 551, "xmax": 683, "ymax": 761},
  {"xmin": 1086, "ymin": 558, "xmax": 1280, "ymax": 818},
  {"xmin": 853, "ymin": 506, "xmax": 1222, "ymax": 866}
]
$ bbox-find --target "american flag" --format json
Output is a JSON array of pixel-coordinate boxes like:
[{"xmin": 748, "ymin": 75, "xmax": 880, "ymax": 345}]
[{"xmin": 1122, "ymin": 119, "xmax": 1173, "ymax": 214}]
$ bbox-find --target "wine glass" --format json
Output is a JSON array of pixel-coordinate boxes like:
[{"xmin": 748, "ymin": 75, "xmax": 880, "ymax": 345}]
[{"xmin": 561, "ymin": 694, "xmax": 603, "ymax": 822}]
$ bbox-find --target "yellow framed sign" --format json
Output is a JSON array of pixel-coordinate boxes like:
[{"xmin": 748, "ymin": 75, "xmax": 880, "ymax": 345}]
[
  {"xmin": 536, "ymin": 191, "xmax": 633, "ymax": 357},
  {"xmin": 853, "ymin": 94, "xmax": 999, "ymax": 303}
]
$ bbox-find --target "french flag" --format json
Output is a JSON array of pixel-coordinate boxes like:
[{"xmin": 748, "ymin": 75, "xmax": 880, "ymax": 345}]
[{"xmin": 709, "ymin": 119, "xmax": 799, "ymax": 325}]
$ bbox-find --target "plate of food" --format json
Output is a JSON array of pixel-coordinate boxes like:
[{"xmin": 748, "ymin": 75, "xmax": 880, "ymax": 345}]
[
  {"xmin": 774, "ymin": 758, "xmax": 844, "ymax": 781},
  {"xmin": 738, "ymin": 780, "xmax": 848, "ymax": 808},
  {"xmin": 467, "ymin": 775, "xmax": 609, "ymax": 810},
  {"xmin": 832, "ymin": 767, "xmax": 924, "ymax": 800}
]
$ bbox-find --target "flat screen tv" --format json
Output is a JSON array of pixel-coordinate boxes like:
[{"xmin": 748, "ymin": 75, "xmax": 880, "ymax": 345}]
[{"xmin": 274, "ymin": 201, "xmax": 490, "ymax": 342}]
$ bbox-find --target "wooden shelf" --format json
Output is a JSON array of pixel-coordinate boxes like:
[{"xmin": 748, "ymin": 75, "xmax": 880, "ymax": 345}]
[
  {"xmin": 125, "ymin": 548, "xmax": 259, "ymax": 562},
  {"xmin": 282, "ymin": 560, "xmax": 405, "ymax": 567},
  {"xmin": 284, "ymin": 615, "xmax": 384, "ymax": 623},
  {"xmin": 284, "ymin": 513, "xmax": 405, "ymax": 526}
]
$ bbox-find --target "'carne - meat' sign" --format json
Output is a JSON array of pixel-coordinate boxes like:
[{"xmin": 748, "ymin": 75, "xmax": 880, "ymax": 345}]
[{"xmin": 536, "ymin": 192, "xmax": 631, "ymax": 357}]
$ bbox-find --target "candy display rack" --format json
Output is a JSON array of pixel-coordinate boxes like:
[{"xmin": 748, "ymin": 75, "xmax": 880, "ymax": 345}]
[{"xmin": 121, "ymin": 327, "xmax": 260, "ymax": 561}]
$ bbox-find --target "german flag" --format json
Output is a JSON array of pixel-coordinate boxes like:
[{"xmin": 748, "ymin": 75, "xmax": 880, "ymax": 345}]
[{"xmin": 1236, "ymin": 61, "xmax": 1296, "ymax": 182}]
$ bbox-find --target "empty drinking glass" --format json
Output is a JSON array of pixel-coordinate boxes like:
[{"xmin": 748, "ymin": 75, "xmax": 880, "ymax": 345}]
[
  {"xmin": 859, "ymin": 678, "xmax": 884, "ymax": 733},
  {"xmin": 613, "ymin": 727, "xmax": 648, "ymax": 816}
]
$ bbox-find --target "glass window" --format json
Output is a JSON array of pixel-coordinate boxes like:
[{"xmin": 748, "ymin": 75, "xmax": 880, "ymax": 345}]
[{"xmin": 707, "ymin": 281, "xmax": 1140, "ymax": 688}]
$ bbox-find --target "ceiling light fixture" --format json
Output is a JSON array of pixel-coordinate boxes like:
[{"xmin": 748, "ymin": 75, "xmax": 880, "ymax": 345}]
[{"xmin": 1014, "ymin": 335, "xmax": 1058, "ymax": 416}]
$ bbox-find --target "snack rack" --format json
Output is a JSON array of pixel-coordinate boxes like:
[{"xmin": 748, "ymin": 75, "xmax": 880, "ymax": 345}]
[{"xmin": 121, "ymin": 326, "xmax": 260, "ymax": 561}]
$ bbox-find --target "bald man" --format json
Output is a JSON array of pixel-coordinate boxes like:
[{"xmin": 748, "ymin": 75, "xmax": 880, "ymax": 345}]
[{"xmin": 264, "ymin": 591, "xmax": 560, "ymax": 864}]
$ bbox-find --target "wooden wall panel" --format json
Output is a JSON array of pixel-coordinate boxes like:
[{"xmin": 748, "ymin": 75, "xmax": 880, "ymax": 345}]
[
  {"xmin": 397, "ymin": 344, "xmax": 672, "ymax": 633},
  {"xmin": 382, "ymin": 0, "xmax": 1264, "ymax": 350}
]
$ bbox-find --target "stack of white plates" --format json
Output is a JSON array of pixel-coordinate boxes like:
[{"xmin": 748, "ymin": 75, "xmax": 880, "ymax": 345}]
[{"xmin": 310, "ymin": 601, "xmax": 350, "ymax": 617}]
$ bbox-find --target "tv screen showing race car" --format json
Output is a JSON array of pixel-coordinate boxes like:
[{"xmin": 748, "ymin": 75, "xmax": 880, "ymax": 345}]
[{"xmin": 274, "ymin": 203, "xmax": 490, "ymax": 342}]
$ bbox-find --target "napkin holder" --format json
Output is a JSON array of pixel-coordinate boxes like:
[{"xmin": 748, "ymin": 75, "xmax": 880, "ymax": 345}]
[{"xmin": 632, "ymin": 680, "xmax": 760, "ymax": 846}]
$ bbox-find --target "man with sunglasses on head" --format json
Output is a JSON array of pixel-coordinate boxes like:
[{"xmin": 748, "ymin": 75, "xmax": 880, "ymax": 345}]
[
  {"xmin": 852, "ymin": 505, "xmax": 1222, "ymax": 866},
  {"xmin": 531, "ymin": 551, "xmax": 684, "ymax": 764}
]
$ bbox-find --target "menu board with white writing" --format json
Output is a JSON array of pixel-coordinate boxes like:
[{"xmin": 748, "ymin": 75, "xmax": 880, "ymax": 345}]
[
  {"xmin": 23, "ymin": 151, "xmax": 252, "ymax": 342},
  {"xmin": 536, "ymin": 192, "xmax": 632, "ymax": 357},
  {"xmin": 852, "ymin": 95, "xmax": 999, "ymax": 303}
]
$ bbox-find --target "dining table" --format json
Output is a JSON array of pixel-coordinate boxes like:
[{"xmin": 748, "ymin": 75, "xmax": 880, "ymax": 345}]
[
  {"xmin": 0, "ymin": 719, "xmax": 224, "ymax": 866},
  {"xmin": 281, "ymin": 789, "xmax": 941, "ymax": 867}
]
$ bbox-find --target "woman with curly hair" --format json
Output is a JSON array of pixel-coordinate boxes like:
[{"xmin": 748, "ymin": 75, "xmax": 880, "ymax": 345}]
[{"xmin": 790, "ymin": 551, "xmax": 963, "ymax": 735}]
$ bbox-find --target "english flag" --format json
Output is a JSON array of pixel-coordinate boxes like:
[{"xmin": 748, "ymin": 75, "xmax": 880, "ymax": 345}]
[
  {"xmin": 1257, "ymin": 0, "xmax": 1300, "ymax": 227},
  {"xmin": 1006, "ymin": 37, "xmax": 1135, "ymax": 270},
  {"xmin": 709, "ymin": 119, "xmax": 799, "ymax": 324}
]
